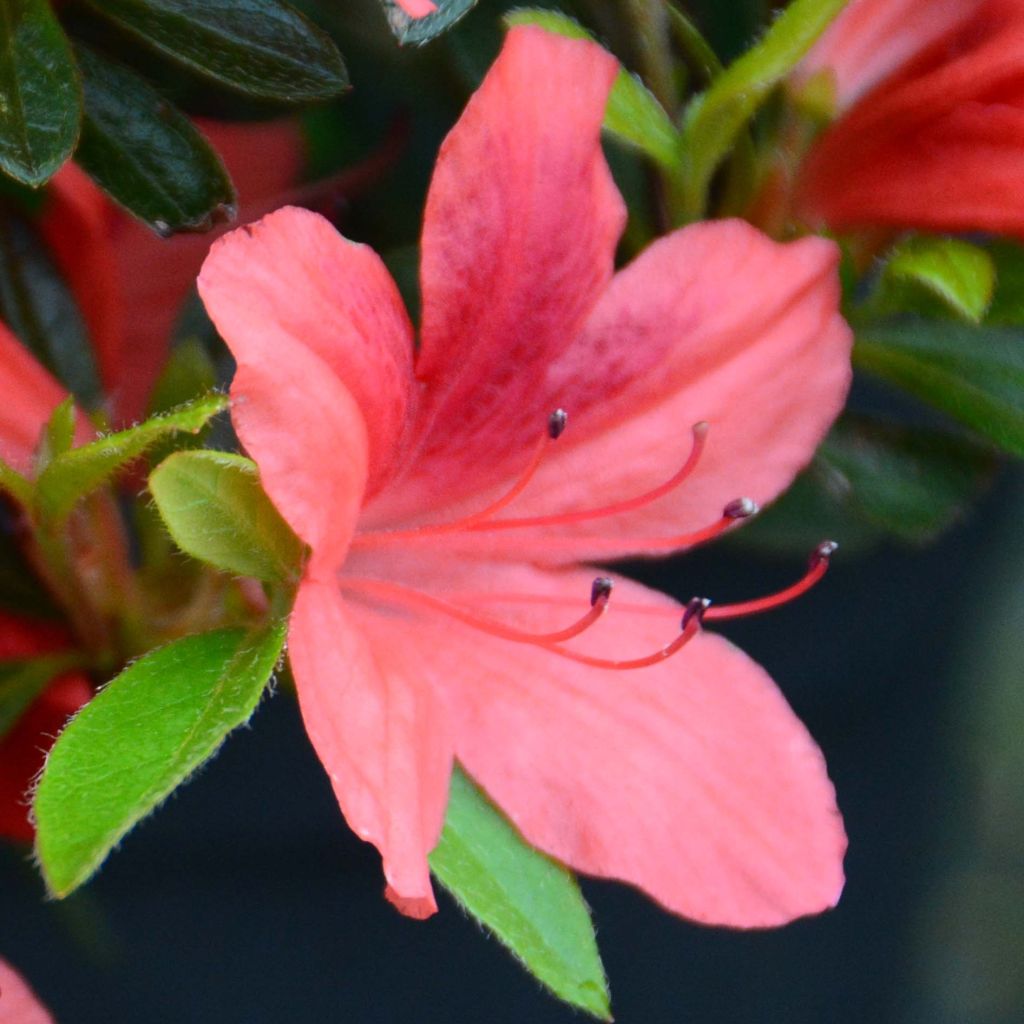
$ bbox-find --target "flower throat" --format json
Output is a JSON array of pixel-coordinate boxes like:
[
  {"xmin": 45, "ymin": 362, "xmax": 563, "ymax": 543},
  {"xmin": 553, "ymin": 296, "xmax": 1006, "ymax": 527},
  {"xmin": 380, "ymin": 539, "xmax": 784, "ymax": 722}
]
[{"xmin": 343, "ymin": 412, "xmax": 836, "ymax": 670}]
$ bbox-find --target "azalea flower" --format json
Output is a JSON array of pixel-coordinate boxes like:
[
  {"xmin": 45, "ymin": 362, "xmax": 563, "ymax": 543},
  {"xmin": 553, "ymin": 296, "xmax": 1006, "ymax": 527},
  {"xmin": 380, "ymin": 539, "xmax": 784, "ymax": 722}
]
[
  {"xmin": 795, "ymin": 0, "xmax": 1024, "ymax": 237},
  {"xmin": 199, "ymin": 26, "xmax": 851, "ymax": 926},
  {"xmin": 0, "ymin": 957, "xmax": 53, "ymax": 1023}
]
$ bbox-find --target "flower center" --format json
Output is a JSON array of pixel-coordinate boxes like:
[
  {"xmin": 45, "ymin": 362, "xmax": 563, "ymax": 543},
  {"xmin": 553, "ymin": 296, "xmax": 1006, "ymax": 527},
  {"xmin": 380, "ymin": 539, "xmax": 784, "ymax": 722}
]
[{"xmin": 342, "ymin": 411, "xmax": 836, "ymax": 670}]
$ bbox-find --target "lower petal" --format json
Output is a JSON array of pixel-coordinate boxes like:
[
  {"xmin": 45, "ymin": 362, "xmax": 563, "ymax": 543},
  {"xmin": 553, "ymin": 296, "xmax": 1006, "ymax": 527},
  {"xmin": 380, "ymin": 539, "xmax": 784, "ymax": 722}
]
[
  {"xmin": 289, "ymin": 579, "xmax": 453, "ymax": 916},
  {"xmin": 348, "ymin": 559, "xmax": 847, "ymax": 927}
]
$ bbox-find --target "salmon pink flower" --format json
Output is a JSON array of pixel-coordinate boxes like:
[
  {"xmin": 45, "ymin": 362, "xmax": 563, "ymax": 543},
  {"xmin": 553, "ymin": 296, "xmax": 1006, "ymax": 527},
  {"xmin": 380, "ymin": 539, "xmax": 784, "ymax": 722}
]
[
  {"xmin": 796, "ymin": 0, "xmax": 1024, "ymax": 238},
  {"xmin": 0, "ymin": 958, "xmax": 53, "ymax": 1023},
  {"xmin": 199, "ymin": 26, "xmax": 851, "ymax": 926}
]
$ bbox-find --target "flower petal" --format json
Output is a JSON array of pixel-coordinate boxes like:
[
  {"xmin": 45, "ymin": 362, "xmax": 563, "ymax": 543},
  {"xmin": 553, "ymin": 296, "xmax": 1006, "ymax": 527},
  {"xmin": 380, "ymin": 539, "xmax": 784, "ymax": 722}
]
[
  {"xmin": 346, "ymin": 559, "xmax": 846, "ymax": 927},
  {"xmin": 289, "ymin": 579, "xmax": 453, "ymax": 917},
  {"xmin": 227, "ymin": 337, "xmax": 369, "ymax": 575},
  {"xmin": 45, "ymin": 165, "xmax": 123, "ymax": 403},
  {"xmin": 796, "ymin": 0, "xmax": 983, "ymax": 110},
  {"xmin": 799, "ymin": 7, "xmax": 1024, "ymax": 237},
  {"xmin": 373, "ymin": 222, "xmax": 850, "ymax": 563},
  {"xmin": 0, "ymin": 958, "xmax": 53, "ymax": 1023},
  {"xmin": 0, "ymin": 322, "xmax": 88, "ymax": 474},
  {"xmin": 199, "ymin": 207, "xmax": 414, "ymax": 495},
  {"xmin": 411, "ymin": 26, "xmax": 625, "ymax": 486}
]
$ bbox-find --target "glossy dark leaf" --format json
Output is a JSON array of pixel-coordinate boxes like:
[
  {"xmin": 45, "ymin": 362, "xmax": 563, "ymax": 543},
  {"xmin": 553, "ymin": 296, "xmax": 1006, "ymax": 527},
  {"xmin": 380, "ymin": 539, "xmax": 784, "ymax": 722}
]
[
  {"xmin": 74, "ymin": 45, "xmax": 235, "ymax": 235},
  {"xmin": 0, "ymin": 208, "xmax": 102, "ymax": 406},
  {"xmin": 0, "ymin": 0, "xmax": 81, "ymax": 185},
  {"xmin": 87, "ymin": 0, "xmax": 348, "ymax": 100},
  {"xmin": 382, "ymin": 0, "xmax": 479, "ymax": 45},
  {"xmin": 854, "ymin": 318, "xmax": 1024, "ymax": 457}
]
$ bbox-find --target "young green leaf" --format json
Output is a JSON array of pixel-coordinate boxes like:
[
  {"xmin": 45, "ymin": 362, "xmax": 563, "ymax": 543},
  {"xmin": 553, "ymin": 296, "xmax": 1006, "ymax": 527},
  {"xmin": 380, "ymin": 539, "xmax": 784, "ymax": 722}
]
[
  {"xmin": 504, "ymin": 8, "xmax": 680, "ymax": 171},
  {"xmin": 34, "ymin": 392, "xmax": 229, "ymax": 523},
  {"xmin": 677, "ymin": 0, "xmax": 851, "ymax": 217},
  {"xmin": 430, "ymin": 766, "xmax": 610, "ymax": 1020},
  {"xmin": 0, "ymin": 0, "xmax": 81, "ymax": 185},
  {"xmin": 0, "ymin": 655, "xmax": 78, "ymax": 740},
  {"xmin": 74, "ymin": 45, "xmax": 235, "ymax": 236},
  {"xmin": 878, "ymin": 237, "xmax": 995, "ymax": 323},
  {"xmin": 984, "ymin": 240, "xmax": 1024, "ymax": 326},
  {"xmin": 86, "ymin": 0, "xmax": 348, "ymax": 100},
  {"xmin": 854, "ymin": 319, "xmax": 1024, "ymax": 457},
  {"xmin": 383, "ymin": 0, "xmax": 479, "ymax": 45},
  {"xmin": 34, "ymin": 396, "xmax": 77, "ymax": 473},
  {"xmin": 150, "ymin": 450, "xmax": 304, "ymax": 582},
  {"xmin": 0, "ymin": 209, "xmax": 103, "ymax": 407},
  {"xmin": 34, "ymin": 622, "xmax": 287, "ymax": 897}
]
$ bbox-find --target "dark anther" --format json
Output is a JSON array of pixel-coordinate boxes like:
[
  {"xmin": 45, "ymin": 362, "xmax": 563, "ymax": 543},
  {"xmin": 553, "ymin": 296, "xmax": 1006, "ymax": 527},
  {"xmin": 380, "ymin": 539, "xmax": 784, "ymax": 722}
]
[
  {"xmin": 809, "ymin": 539, "xmax": 839, "ymax": 568},
  {"xmin": 724, "ymin": 497, "xmax": 759, "ymax": 519},
  {"xmin": 548, "ymin": 409, "xmax": 568, "ymax": 440},
  {"xmin": 682, "ymin": 596, "xmax": 712, "ymax": 629},
  {"xmin": 590, "ymin": 576, "xmax": 614, "ymax": 607}
]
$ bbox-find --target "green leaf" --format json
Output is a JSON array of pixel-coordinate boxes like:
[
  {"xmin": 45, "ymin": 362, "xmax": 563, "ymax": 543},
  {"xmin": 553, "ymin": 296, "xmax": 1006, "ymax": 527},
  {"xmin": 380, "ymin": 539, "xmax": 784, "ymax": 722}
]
[
  {"xmin": 854, "ymin": 318, "xmax": 1024, "ymax": 457},
  {"xmin": 0, "ymin": 208, "xmax": 102, "ymax": 407},
  {"xmin": 666, "ymin": 6, "xmax": 723, "ymax": 87},
  {"xmin": 0, "ymin": 655, "xmax": 78, "ymax": 739},
  {"xmin": 34, "ymin": 622, "xmax": 286, "ymax": 897},
  {"xmin": 73, "ymin": 45, "xmax": 235, "ymax": 236},
  {"xmin": 430, "ymin": 767, "xmax": 610, "ymax": 1019},
  {"xmin": 35, "ymin": 392, "xmax": 229, "ymax": 523},
  {"xmin": 677, "ymin": 0, "xmax": 851, "ymax": 217},
  {"xmin": 87, "ymin": 0, "xmax": 348, "ymax": 101},
  {"xmin": 821, "ymin": 415, "xmax": 996, "ymax": 542},
  {"xmin": 0, "ymin": 0, "xmax": 81, "ymax": 185},
  {"xmin": 33, "ymin": 394, "xmax": 77, "ymax": 475},
  {"xmin": 150, "ymin": 450, "xmax": 304, "ymax": 582},
  {"xmin": 504, "ymin": 8, "xmax": 680, "ymax": 171},
  {"xmin": 736, "ymin": 413, "xmax": 997, "ymax": 553},
  {"xmin": 879, "ymin": 237, "xmax": 995, "ymax": 323},
  {"xmin": 383, "ymin": 0, "xmax": 479, "ymax": 45}
]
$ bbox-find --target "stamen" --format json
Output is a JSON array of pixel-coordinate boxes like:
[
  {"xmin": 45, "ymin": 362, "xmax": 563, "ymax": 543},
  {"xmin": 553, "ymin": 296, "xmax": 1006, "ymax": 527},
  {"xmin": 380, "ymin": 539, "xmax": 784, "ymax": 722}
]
[
  {"xmin": 724, "ymin": 497, "xmax": 759, "ymax": 519},
  {"xmin": 543, "ymin": 598, "xmax": 707, "ymax": 670},
  {"xmin": 705, "ymin": 540, "xmax": 838, "ymax": 621},
  {"xmin": 465, "ymin": 420, "xmax": 710, "ymax": 533},
  {"xmin": 343, "ymin": 574, "xmax": 611, "ymax": 645}
]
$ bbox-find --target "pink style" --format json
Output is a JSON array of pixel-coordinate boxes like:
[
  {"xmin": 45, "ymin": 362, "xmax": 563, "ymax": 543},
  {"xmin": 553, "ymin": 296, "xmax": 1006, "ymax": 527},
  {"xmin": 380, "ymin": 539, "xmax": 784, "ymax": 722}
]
[{"xmin": 199, "ymin": 27, "xmax": 851, "ymax": 927}]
